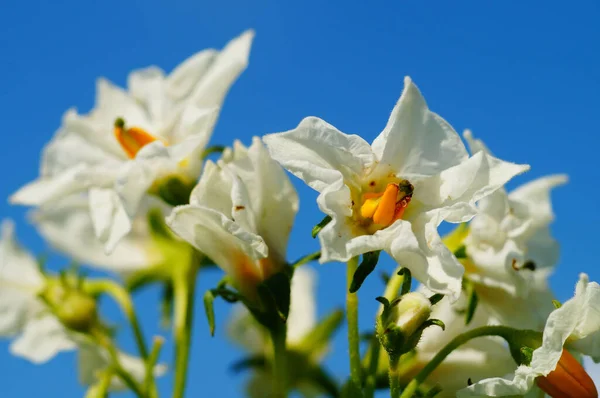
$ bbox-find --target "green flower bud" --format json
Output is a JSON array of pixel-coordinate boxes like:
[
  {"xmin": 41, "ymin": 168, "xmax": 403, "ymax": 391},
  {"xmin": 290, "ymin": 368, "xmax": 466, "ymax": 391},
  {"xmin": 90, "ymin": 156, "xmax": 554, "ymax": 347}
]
[
  {"xmin": 377, "ymin": 292, "xmax": 442, "ymax": 364},
  {"xmin": 387, "ymin": 292, "xmax": 432, "ymax": 337},
  {"xmin": 42, "ymin": 282, "xmax": 98, "ymax": 333}
]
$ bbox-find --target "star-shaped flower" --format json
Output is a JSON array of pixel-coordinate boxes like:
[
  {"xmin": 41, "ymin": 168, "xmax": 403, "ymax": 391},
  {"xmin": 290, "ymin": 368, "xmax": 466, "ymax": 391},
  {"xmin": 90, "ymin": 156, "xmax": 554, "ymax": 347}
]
[
  {"xmin": 166, "ymin": 137, "xmax": 298, "ymax": 302},
  {"xmin": 264, "ymin": 77, "xmax": 529, "ymax": 299},
  {"xmin": 12, "ymin": 30, "xmax": 254, "ymax": 253}
]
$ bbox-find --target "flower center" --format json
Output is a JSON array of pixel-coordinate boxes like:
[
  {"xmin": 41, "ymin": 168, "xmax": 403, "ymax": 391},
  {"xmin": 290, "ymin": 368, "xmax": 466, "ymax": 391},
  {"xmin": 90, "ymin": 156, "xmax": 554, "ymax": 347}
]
[
  {"xmin": 359, "ymin": 180, "xmax": 413, "ymax": 227},
  {"xmin": 114, "ymin": 117, "xmax": 161, "ymax": 159}
]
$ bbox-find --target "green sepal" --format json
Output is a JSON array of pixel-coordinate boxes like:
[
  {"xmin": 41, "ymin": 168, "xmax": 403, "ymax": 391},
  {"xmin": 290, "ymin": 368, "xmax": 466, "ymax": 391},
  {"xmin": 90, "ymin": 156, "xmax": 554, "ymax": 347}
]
[
  {"xmin": 203, "ymin": 290, "xmax": 217, "ymax": 336},
  {"xmin": 156, "ymin": 175, "xmax": 195, "ymax": 207},
  {"xmin": 520, "ymin": 347, "xmax": 534, "ymax": 366},
  {"xmin": 296, "ymin": 309, "xmax": 344, "ymax": 358},
  {"xmin": 290, "ymin": 251, "xmax": 321, "ymax": 268},
  {"xmin": 349, "ymin": 251, "xmax": 381, "ymax": 293},
  {"xmin": 398, "ymin": 267, "xmax": 412, "ymax": 295},
  {"xmin": 312, "ymin": 215, "xmax": 332, "ymax": 238},
  {"xmin": 251, "ymin": 270, "xmax": 292, "ymax": 330},
  {"xmin": 201, "ymin": 145, "xmax": 226, "ymax": 159},
  {"xmin": 160, "ymin": 283, "xmax": 174, "ymax": 328},
  {"xmin": 552, "ymin": 299, "xmax": 562, "ymax": 309},
  {"xmin": 505, "ymin": 329, "xmax": 543, "ymax": 365},
  {"xmin": 454, "ymin": 245, "xmax": 467, "ymax": 259},
  {"xmin": 230, "ymin": 355, "xmax": 267, "ymax": 373},
  {"xmin": 464, "ymin": 279, "xmax": 479, "ymax": 325}
]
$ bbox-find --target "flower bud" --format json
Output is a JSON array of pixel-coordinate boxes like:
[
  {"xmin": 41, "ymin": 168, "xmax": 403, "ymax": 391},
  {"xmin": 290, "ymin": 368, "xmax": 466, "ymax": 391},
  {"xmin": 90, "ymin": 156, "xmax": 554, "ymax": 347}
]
[
  {"xmin": 378, "ymin": 292, "xmax": 438, "ymax": 363},
  {"xmin": 387, "ymin": 292, "xmax": 432, "ymax": 337},
  {"xmin": 42, "ymin": 283, "xmax": 98, "ymax": 333},
  {"xmin": 536, "ymin": 349, "xmax": 598, "ymax": 398}
]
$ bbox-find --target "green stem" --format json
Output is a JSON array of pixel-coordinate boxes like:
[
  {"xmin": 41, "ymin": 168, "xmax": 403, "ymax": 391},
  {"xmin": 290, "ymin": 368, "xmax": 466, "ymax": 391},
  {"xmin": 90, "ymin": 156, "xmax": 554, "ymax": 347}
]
[
  {"xmin": 347, "ymin": 256, "xmax": 363, "ymax": 392},
  {"xmin": 364, "ymin": 335, "xmax": 381, "ymax": 398},
  {"xmin": 399, "ymin": 326, "xmax": 514, "ymax": 398},
  {"xmin": 94, "ymin": 331, "xmax": 145, "ymax": 397},
  {"xmin": 269, "ymin": 324, "xmax": 288, "ymax": 398},
  {"xmin": 85, "ymin": 280, "xmax": 149, "ymax": 359},
  {"xmin": 145, "ymin": 336, "xmax": 165, "ymax": 398},
  {"xmin": 390, "ymin": 363, "xmax": 402, "ymax": 398},
  {"xmin": 172, "ymin": 264, "xmax": 198, "ymax": 398}
]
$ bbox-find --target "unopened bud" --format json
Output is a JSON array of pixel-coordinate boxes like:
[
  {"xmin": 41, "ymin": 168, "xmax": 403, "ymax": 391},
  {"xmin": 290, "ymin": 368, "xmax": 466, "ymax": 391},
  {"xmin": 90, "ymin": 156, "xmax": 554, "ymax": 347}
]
[
  {"xmin": 378, "ymin": 292, "xmax": 439, "ymax": 362},
  {"xmin": 42, "ymin": 283, "xmax": 98, "ymax": 333},
  {"xmin": 536, "ymin": 349, "xmax": 598, "ymax": 398},
  {"xmin": 388, "ymin": 292, "xmax": 432, "ymax": 337}
]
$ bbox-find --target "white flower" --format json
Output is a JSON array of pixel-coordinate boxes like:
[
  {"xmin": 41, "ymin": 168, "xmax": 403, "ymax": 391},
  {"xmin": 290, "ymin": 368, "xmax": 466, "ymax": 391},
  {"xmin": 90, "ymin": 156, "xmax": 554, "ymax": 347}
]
[
  {"xmin": 167, "ymin": 137, "xmax": 299, "ymax": 301},
  {"xmin": 0, "ymin": 220, "xmax": 164, "ymax": 390},
  {"xmin": 0, "ymin": 219, "xmax": 75, "ymax": 363},
  {"xmin": 405, "ymin": 289, "xmax": 516, "ymax": 397},
  {"xmin": 11, "ymin": 30, "xmax": 254, "ymax": 254},
  {"xmin": 31, "ymin": 195, "xmax": 163, "ymax": 276},
  {"xmin": 263, "ymin": 77, "xmax": 529, "ymax": 299},
  {"xmin": 457, "ymin": 130, "xmax": 567, "ymax": 329},
  {"xmin": 458, "ymin": 273, "xmax": 600, "ymax": 397}
]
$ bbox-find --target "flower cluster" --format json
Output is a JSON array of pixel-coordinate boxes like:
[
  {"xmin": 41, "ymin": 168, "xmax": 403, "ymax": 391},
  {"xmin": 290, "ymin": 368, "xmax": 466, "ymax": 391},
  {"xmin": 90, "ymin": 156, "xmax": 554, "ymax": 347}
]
[{"xmin": 2, "ymin": 28, "xmax": 598, "ymax": 398}]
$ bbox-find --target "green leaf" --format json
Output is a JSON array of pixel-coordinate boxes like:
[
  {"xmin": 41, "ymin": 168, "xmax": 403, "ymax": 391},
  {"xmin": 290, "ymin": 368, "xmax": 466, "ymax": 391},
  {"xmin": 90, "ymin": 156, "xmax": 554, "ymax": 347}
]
[
  {"xmin": 312, "ymin": 215, "xmax": 332, "ymax": 238},
  {"xmin": 349, "ymin": 251, "xmax": 381, "ymax": 293},
  {"xmin": 203, "ymin": 290, "xmax": 216, "ymax": 336}
]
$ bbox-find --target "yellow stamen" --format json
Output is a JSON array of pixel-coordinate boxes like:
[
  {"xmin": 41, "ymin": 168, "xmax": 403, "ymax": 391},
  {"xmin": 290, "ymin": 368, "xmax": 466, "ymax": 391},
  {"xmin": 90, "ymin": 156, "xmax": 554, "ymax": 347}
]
[
  {"xmin": 373, "ymin": 184, "xmax": 399, "ymax": 225},
  {"xmin": 360, "ymin": 184, "xmax": 400, "ymax": 226},
  {"xmin": 114, "ymin": 118, "xmax": 160, "ymax": 159}
]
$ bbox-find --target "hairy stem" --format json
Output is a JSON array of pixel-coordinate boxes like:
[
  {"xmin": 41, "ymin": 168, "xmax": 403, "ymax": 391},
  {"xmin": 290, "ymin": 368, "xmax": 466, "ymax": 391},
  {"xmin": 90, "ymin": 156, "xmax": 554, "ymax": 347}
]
[
  {"xmin": 172, "ymin": 264, "xmax": 198, "ymax": 398},
  {"xmin": 85, "ymin": 280, "xmax": 149, "ymax": 360},
  {"xmin": 347, "ymin": 256, "xmax": 363, "ymax": 392},
  {"xmin": 399, "ymin": 326, "xmax": 515, "ymax": 398},
  {"xmin": 269, "ymin": 324, "xmax": 288, "ymax": 398}
]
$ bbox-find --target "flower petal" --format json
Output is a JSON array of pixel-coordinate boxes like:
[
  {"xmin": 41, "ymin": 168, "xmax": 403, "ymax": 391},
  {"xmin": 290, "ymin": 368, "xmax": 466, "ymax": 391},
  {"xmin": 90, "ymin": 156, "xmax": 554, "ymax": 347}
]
[
  {"xmin": 9, "ymin": 315, "xmax": 77, "ymax": 364},
  {"xmin": 89, "ymin": 188, "xmax": 132, "ymax": 254},
  {"xmin": 287, "ymin": 267, "xmax": 317, "ymax": 344},
  {"xmin": 372, "ymin": 77, "xmax": 468, "ymax": 176},
  {"xmin": 231, "ymin": 138, "xmax": 299, "ymax": 263},
  {"xmin": 415, "ymin": 150, "xmax": 530, "ymax": 219},
  {"xmin": 166, "ymin": 204, "xmax": 268, "ymax": 284},
  {"xmin": 31, "ymin": 196, "xmax": 156, "ymax": 275},
  {"xmin": 186, "ymin": 30, "xmax": 255, "ymax": 109},
  {"xmin": 264, "ymin": 117, "xmax": 375, "ymax": 192},
  {"xmin": 508, "ymin": 174, "xmax": 568, "ymax": 230}
]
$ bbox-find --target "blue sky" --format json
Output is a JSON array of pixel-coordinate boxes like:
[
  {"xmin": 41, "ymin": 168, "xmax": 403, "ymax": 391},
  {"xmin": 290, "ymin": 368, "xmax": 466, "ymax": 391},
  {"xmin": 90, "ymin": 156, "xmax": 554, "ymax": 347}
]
[{"xmin": 1, "ymin": 0, "xmax": 599, "ymax": 396}]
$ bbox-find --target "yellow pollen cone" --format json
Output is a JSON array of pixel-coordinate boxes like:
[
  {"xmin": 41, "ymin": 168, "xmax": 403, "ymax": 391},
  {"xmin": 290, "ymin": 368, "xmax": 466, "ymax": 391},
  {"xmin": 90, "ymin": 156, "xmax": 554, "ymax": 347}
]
[
  {"xmin": 536, "ymin": 349, "xmax": 598, "ymax": 398},
  {"xmin": 114, "ymin": 118, "xmax": 160, "ymax": 159},
  {"xmin": 373, "ymin": 184, "xmax": 399, "ymax": 225}
]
